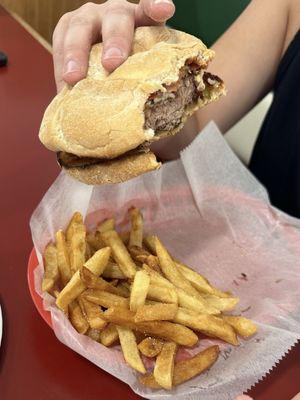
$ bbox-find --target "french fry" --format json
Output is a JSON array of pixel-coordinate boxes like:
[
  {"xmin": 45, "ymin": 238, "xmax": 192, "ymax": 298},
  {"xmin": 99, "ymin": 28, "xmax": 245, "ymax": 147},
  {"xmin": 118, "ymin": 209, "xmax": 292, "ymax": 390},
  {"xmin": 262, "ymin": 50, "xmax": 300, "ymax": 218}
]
[
  {"xmin": 42, "ymin": 243, "xmax": 59, "ymax": 293},
  {"xmin": 174, "ymin": 308, "xmax": 238, "ymax": 345},
  {"xmin": 128, "ymin": 246, "xmax": 151, "ymax": 263},
  {"xmin": 87, "ymin": 328, "xmax": 101, "ymax": 341},
  {"xmin": 222, "ymin": 316, "xmax": 257, "ymax": 338},
  {"xmin": 138, "ymin": 337, "xmax": 164, "ymax": 358},
  {"xmin": 97, "ymin": 218, "xmax": 115, "ymax": 233},
  {"xmin": 86, "ymin": 232, "xmax": 105, "ymax": 252},
  {"xmin": 100, "ymin": 323, "xmax": 119, "ymax": 346},
  {"xmin": 203, "ymin": 294, "xmax": 239, "ymax": 312},
  {"xmin": 85, "ymin": 242, "xmax": 92, "ymax": 261},
  {"xmin": 116, "ymin": 325, "xmax": 146, "ymax": 373},
  {"xmin": 103, "ymin": 307, "xmax": 198, "ymax": 347},
  {"xmin": 66, "ymin": 212, "xmax": 86, "ymax": 273},
  {"xmin": 176, "ymin": 288, "xmax": 220, "ymax": 315},
  {"xmin": 109, "ymin": 279, "xmax": 118, "ymax": 286},
  {"xmin": 80, "ymin": 266, "xmax": 127, "ymax": 297},
  {"xmin": 56, "ymin": 247, "xmax": 111, "ymax": 312},
  {"xmin": 103, "ymin": 262, "xmax": 126, "ymax": 279},
  {"xmin": 140, "ymin": 345, "xmax": 220, "ymax": 388},
  {"xmin": 78, "ymin": 296, "xmax": 107, "ymax": 330},
  {"xmin": 147, "ymin": 284, "xmax": 178, "ymax": 304},
  {"xmin": 68, "ymin": 300, "xmax": 89, "ymax": 334},
  {"xmin": 143, "ymin": 235, "xmax": 156, "ymax": 254},
  {"xmin": 154, "ymin": 342, "xmax": 177, "ymax": 389},
  {"xmin": 176, "ymin": 261, "xmax": 230, "ymax": 298},
  {"xmin": 55, "ymin": 230, "xmax": 72, "ymax": 286},
  {"xmin": 142, "ymin": 264, "xmax": 173, "ymax": 288},
  {"xmin": 129, "ymin": 207, "xmax": 143, "ymax": 248},
  {"xmin": 101, "ymin": 230, "xmax": 136, "ymax": 279},
  {"xmin": 83, "ymin": 289, "xmax": 129, "ymax": 309},
  {"xmin": 155, "ymin": 238, "xmax": 202, "ymax": 299},
  {"xmin": 130, "ymin": 270, "xmax": 150, "ymax": 312},
  {"xmin": 146, "ymin": 255, "xmax": 161, "ymax": 273},
  {"xmin": 135, "ymin": 303, "xmax": 178, "ymax": 322},
  {"xmin": 116, "ymin": 283, "xmax": 131, "ymax": 298}
]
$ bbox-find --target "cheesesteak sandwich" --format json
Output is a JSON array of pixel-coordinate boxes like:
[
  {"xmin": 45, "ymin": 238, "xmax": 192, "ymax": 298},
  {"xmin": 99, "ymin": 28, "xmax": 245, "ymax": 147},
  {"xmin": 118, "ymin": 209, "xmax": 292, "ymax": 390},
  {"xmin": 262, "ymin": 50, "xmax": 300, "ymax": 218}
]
[{"xmin": 39, "ymin": 26, "xmax": 225, "ymax": 185}]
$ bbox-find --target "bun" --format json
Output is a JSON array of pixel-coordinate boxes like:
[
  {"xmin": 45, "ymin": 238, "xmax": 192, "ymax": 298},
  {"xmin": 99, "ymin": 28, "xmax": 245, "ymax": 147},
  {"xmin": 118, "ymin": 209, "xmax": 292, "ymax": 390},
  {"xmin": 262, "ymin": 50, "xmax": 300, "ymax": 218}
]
[
  {"xmin": 39, "ymin": 26, "xmax": 223, "ymax": 159},
  {"xmin": 64, "ymin": 150, "xmax": 160, "ymax": 185}
]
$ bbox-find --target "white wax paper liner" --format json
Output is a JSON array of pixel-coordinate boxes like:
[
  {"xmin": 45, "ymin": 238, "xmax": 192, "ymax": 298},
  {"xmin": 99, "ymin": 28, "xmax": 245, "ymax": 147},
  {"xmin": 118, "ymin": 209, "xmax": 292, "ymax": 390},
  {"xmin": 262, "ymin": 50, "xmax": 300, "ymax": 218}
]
[{"xmin": 31, "ymin": 122, "xmax": 300, "ymax": 400}]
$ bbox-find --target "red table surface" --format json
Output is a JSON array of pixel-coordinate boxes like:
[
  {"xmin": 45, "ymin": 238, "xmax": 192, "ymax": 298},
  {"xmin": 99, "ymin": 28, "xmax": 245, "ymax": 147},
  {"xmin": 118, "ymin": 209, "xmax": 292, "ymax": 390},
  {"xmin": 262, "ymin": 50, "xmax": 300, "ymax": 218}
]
[{"xmin": 0, "ymin": 6, "xmax": 299, "ymax": 400}]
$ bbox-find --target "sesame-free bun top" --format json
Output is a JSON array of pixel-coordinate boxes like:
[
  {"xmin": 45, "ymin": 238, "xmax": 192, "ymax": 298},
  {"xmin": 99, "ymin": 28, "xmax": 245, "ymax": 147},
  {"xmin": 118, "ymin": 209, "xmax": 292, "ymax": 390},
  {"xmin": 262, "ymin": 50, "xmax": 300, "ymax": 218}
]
[{"xmin": 39, "ymin": 26, "xmax": 216, "ymax": 159}]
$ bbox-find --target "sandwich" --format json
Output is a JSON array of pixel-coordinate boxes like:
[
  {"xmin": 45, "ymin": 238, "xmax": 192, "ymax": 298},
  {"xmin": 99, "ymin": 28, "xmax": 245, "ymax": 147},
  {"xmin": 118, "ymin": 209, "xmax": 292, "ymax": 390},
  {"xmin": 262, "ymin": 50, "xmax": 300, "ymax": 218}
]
[{"xmin": 39, "ymin": 26, "xmax": 225, "ymax": 185}]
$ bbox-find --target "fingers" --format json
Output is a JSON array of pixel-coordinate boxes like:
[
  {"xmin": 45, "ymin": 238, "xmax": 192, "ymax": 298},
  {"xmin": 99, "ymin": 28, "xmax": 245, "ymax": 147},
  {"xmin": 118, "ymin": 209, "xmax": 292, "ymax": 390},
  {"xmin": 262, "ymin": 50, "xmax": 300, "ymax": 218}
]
[
  {"xmin": 101, "ymin": 2, "xmax": 135, "ymax": 72},
  {"xmin": 136, "ymin": 0, "xmax": 175, "ymax": 25},
  {"xmin": 61, "ymin": 4, "xmax": 99, "ymax": 86},
  {"xmin": 52, "ymin": 13, "xmax": 70, "ymax": 92}
]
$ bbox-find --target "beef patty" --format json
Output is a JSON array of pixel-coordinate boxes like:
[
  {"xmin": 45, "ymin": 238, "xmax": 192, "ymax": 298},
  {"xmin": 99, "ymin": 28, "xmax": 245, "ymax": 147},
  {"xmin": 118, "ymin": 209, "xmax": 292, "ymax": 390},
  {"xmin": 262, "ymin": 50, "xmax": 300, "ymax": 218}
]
[{"xmin": 144, "ymin": 72, "xmax": 199, "ymax": 132}]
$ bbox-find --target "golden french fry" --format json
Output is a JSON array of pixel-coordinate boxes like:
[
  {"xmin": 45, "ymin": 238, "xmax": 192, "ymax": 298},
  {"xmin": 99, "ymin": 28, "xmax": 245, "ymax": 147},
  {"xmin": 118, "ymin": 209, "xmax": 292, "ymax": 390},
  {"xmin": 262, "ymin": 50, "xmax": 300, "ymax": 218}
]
[
  {"xmin": 103, "ymin": 307, "xmax": 198, "ymax": 347},
  {"xmin": 128, "ymin": 246, "xmax": 151, "ymax": 262},
  {"xmin": 147, "ymin": 284, "xmax": 178, "ymax": 304},
  {"xmin": 175, "ymin": 261, "xmax": 230, "ymax": 298},
  {"xmin": 155, "ymin": 238, "xmax": 201, "ymax": 298},
  {"xmin": 55, "ymin": 230, "xmax": 72, "ymax": 286},
  {"xmin": 116, "ymin": 283, "xmax": 131, "ymax": 298},
  {"xmin": 142, "ymin": 264, "xmax": 173, "ymax": 289},
  {"xmin": 85, "ymin": 242, "xmax": 92, "ymax": 261},
  {"xmin": 56, "ymin": 247, "xmax": 111, "ymax": 312},
  {"xmin": 97, "ymin": 218, "xmax": 115, "ymax": 233},
  {"xmin": 78, "ymin": 296, "xmax": 107, "ymax": 330},
  {"xmin": 68, "ymin": 300, "xmax": 89, "ymax": 334},
  {"xmin": 101, "ymin": 230, "xmax": 136, "ymax": 279},
  {"xmin": 146, "ymin": 255, "xmax": 161, "ymax": 273},
  {"xmin": 154, "ymin": 342, "xmax": 177, "ymax": 389},
  {"xmin": 99, "ymin": 323, "xmax": 119, "ymax": 346},
  {"xmin": 116, "ymin": 325, "xmax": 146, "ymax": 374},
  {"xmin": 135, "ymin": 303, "xmax": 178, "ymax": 322},
  {"xmin": 222, "ymin": 316, "xmax": 257, "ymax": 338},
  {"xmin": 102, "ymin": 262, "xmax": 126, "ymax": 279},
  {"xmin": 79, "ymin": 266, "xmax": 127, "ymax": 297},
  {"xmin": 176, "ymin": 288, "xmax": 220, "ymax": 315},
  {"xmin": 42, "ymin": 243, "xmax": 59, "ymax": 293},
  {"xmin": 203, "ymin": 294, "xmax": 239, "ymax": 312},
  {"xmin": 66, "ymin": 212, "xmax": 86, "ymax": 273},
  {"xmin": 143, "ymin": 235, "xmax": 156, "ymax": 254},
  {"xmin": 174, "ymin": 308, "xmax": 238, "ymax": 345},
  {"xmin": 138, "ymin": 337, "xmax": 164, "ymax": 358},
  {"xmin": 53, "ymin": 290, "xmax": 60, "ymax": 299},
  {"xmin": 87, "ymin": 328, "xmax": 101, "ymax": 341},
  {"xmin": 130, "ymin": 270, "xmax": 150, "ymax": 312},
  {"xmin": 83, "ymin": 289, "xmax": 129, "ymax": 309},
  {"xmin": 87, "ymin": 231, "xmax": 106, "ymax": 251},
  {"xmin": 140, "ymin": 345, "xmax": 220, "ymax": 388},
  {"xmin": 129, "ymin": 207, "xmax": 143, "ymax": 248}
]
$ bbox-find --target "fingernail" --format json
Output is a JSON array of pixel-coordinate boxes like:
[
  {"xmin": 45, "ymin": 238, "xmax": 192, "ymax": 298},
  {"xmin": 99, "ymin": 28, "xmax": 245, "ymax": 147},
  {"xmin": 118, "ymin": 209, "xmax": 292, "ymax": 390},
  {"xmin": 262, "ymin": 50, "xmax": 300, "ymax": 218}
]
[
  {"xmin": 153, "ymin": 0, "xmax": 173, "ymax": 4},
  {"xmin": 64, "ymin": 60, "xmax": 80, "ymax": 74},
  {"xmin": 103, "ymin": 47, "xmax": 124, "ymax": 60}
]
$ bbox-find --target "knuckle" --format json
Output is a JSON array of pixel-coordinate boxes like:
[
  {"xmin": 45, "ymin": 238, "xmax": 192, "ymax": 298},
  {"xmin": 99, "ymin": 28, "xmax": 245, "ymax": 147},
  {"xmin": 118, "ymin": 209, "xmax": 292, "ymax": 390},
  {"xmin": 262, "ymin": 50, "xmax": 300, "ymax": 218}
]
[
  {"xmin": 69, "ymin": 13, "xmax": 92, "ymax": 27},
  {"xmin": 106, "ymin": 0, "xmax": 130, "ymax": 14},
  {"xmin": 79, "ymin": 2, "xmax": 96, "ymax": 12}
]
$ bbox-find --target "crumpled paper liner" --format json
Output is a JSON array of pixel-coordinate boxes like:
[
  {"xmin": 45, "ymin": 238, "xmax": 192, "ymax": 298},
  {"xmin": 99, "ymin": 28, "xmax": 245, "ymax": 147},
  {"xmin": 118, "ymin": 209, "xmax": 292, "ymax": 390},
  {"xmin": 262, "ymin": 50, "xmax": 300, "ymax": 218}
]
[{"xmin": 30, "ymin": 122, "xmax": 300, "ymax": 400}]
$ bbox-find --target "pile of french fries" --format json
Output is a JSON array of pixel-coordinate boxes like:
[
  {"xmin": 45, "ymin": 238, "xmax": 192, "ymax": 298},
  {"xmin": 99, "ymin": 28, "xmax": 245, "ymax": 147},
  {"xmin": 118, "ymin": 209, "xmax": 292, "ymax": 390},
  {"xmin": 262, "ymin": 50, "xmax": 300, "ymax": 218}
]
[{"xmin": 42, "ymin": 207, "xmax": 257, "ymax": 390}]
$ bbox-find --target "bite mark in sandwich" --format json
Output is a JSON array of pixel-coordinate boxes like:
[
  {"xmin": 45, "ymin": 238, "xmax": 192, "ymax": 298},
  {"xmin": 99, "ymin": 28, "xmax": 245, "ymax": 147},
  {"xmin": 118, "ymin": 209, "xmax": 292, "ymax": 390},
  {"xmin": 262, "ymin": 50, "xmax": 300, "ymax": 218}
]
[{"xmin": 40, "ymin": 27, "xmax": 225, "ymax": 185}]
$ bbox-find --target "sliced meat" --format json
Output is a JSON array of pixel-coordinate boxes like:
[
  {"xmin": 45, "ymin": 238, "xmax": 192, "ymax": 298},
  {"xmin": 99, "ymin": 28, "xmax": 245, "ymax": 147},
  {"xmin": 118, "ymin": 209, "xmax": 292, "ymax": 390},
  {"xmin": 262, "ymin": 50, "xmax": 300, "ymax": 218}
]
[{"xmin": 144, "ymin": 72, "xmax": 198, "ymax": 132}]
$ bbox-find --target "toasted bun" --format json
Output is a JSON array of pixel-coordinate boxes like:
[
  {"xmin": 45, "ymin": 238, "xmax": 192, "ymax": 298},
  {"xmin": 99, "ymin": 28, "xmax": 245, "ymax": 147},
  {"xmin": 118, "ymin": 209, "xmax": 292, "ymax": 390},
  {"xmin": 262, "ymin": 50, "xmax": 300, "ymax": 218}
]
[
  {"xmin": 64, "ymin": 151, "xmax": 161, "ymax": 185},
  {"xmin": 39, "ymin": 26, "xmax": 224, "ymax": 159}
]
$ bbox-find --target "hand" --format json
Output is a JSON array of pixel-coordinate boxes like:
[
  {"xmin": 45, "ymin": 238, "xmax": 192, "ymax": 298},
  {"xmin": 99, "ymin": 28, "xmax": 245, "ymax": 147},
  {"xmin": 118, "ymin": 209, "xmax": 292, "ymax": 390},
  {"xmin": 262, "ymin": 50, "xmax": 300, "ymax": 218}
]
[{"xmin": 53, "ymin": 0, "xmax": 175, "ymax": 91}]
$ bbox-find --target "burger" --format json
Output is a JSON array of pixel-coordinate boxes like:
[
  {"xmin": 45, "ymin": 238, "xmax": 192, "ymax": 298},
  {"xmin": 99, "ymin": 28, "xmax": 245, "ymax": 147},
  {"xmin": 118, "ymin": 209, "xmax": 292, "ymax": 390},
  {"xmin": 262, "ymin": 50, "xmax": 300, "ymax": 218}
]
[{"xmin": 39, "ymin": 26, "xmax": 225, "ymax": 185}]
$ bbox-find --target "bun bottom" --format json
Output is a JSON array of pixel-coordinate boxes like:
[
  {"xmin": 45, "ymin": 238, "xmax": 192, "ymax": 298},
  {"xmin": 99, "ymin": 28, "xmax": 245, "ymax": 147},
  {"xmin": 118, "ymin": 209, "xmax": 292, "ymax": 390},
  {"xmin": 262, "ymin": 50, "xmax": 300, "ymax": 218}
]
[{"xmin": 64, "ymin": 151, "xmax": 161, "ymax": 185}]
